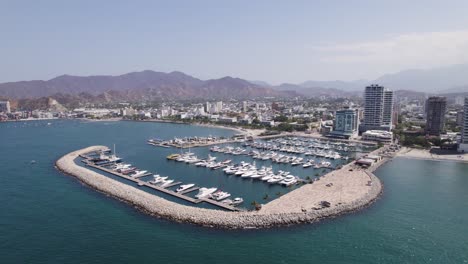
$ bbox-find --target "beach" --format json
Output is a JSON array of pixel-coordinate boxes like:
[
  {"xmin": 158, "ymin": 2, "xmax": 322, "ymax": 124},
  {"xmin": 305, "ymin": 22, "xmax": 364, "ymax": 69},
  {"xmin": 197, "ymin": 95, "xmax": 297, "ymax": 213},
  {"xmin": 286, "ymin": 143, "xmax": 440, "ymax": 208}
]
[{"xmin": 397, "ymin": 147, "xmax": 468, "ymax": 163}]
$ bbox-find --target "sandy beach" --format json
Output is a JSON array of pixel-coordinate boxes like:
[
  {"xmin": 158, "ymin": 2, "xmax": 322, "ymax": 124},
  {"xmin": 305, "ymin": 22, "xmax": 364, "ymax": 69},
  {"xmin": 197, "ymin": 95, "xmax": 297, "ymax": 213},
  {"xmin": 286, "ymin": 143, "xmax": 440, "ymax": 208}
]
[
  {"xmin": 397, "ymin": 147, "xmax": 468, "ymax": 163},
  {"xmin": 56, "ymin": 146, "xmax": 385, "ymax": 229}
]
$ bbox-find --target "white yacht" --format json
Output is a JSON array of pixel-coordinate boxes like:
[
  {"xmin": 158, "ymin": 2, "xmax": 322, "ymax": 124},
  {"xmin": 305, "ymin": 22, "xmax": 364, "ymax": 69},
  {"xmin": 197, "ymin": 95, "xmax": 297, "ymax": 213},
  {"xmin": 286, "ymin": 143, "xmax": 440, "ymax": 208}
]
[
  {"xmin": 231, "ymin": 197, "xmax": 244, "ymax": 205},
  {"xmin": 176, "ymin": 183, "xmax": 195, "ymax": 193},
  {"xmin": 261, "ymin": 174, "xmax": 274, "ymax": 181},
  {"xmin": 160, "ymin": 179, "xmax": 174, "ymax": 188},
  {"xmin": 280, "ymin": 175, "xmax": 297, "ymax": 186},
  {"xmin": 241, "ymin": 169, "xmax": 256, "ymax": 178},
  {"xmin": 267, "ymin": 175, "xmax": 284, "ymax": 184},
  {"xmin": 195, "ymin": 187, "xmax": 217, "ymax": 198},
  {"xmin": 131, "ymin": 170, "xmax": 148, "ymax": 177},
  {"xmin": 150, "ymin": 175, "xmax": 168, "ymax": 184},
  {"xmin": 210, "ymin": 191, "xmax": 231, "ymax": 201}
]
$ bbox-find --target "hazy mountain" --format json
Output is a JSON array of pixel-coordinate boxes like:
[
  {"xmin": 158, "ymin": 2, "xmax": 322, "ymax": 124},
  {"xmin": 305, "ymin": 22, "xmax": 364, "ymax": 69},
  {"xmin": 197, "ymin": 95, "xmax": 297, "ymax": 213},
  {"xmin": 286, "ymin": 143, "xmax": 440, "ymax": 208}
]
[
  {"xmin": 299, "ymin": 80, "xmax": 368, "ymax": 91},
  {"xmin": 294, "ymin": 64, "xmax": 468, "ymax": 94},
  {"xmin": 249, "ymin": 80, "xmax": 272, "ymax": 87},
  {"xmin": 273, "ymin": 83, "xmax": 360, "ymax": 98},
  {"xmin": 0, "ymin": 71, "xmax": 295, "ymax": 100},
  {"xmin": 375, "ymin": 64, "xmax": 468, "ymax": 92}
]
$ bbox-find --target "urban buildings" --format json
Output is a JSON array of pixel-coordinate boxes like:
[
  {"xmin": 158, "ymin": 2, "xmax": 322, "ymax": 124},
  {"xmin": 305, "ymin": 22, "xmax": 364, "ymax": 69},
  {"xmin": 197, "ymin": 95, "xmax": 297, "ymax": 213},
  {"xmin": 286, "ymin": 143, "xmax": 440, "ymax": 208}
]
[
  {"xmin": 0, "ymin": 100, "xmax": 11, "ymax": 113},
  {"xmin": 329, "ymin": 108, "xmax": 359, "ymax": 139},
  {"xmin": 361, "ymin": 130, "xmax": 393, "ymax": 143},
  {"xmin": 425, "ymin": 96, "xmax": 447, "ymax": 136},
  {"xmin": 459, "ymin": 97, "xmax": 468, "ymax": 152},
  {"xmin": 359, "ymin": 84, "xmax": 394, "ymax": 133}
]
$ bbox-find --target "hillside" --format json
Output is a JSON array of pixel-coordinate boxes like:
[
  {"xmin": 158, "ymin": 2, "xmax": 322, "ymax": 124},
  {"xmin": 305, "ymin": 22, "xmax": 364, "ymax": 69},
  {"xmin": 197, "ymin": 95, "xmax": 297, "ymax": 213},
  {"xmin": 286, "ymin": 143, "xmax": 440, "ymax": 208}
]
[{"xmin": 0, "ymin": 71, "xmax": 296, "ymax": 100}]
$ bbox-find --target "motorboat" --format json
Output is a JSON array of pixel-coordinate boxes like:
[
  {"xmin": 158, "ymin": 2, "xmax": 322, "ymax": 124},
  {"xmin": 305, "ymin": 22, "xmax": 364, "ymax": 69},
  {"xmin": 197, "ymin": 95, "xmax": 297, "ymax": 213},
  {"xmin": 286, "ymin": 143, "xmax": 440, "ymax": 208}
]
[
  {"xmin": 261, "ymin": 174, "xmax": 274, "ymax": 181},
  {"xmin": 176, "ymin": 183, "xmax": 195, "ymax": 193},
  {"xmin": 231, "ymin": 197, "xmax": 244, "ymax": 205},
  {"xmin": 241, "ymin": 169, "xmax": 256, "ymax": 178},
  {"xmin": 280, "ymin": 175, "xmax": 298, "ymax": 186},
  {"xmin": 160, "ymin": 179, "xmax": 174, "ymax": 188},
  {"xmin": 150, "ymin": 175, "xmax": 168, "ymax": 184},
  {"xmin": 303, "ymin": 160, "xmax": 314, "ymax": 168},
  {"xmin": 131, "ymin": 170, "xmax": 148, "ymax": 177},
  {"xmin": 267, "ymin": 175, "xmax": 284, "ymax": 184},
  {"xmin": 210, "ymin": 191, "xmax": 231, "ymax": 201},
  {"xmin": 195, "ymin": 187, "xmax": 217, "ymax": 198}
]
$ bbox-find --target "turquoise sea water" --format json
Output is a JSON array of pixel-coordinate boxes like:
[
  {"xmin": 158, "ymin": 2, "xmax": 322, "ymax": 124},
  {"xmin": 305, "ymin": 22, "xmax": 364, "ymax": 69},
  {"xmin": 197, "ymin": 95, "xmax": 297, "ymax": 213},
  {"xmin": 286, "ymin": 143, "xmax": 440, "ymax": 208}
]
[{"xmin": 1, "ymin": 120, "xmax": 467, "ymax": 263}]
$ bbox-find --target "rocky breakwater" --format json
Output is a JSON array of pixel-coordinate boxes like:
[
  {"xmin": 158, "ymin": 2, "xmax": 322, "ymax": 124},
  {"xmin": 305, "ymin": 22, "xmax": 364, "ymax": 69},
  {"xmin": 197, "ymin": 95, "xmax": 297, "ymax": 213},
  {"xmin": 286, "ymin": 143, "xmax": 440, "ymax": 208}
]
[{"xmin": 56, "ymin": 146, "xmax": 384, "ymax": 229}]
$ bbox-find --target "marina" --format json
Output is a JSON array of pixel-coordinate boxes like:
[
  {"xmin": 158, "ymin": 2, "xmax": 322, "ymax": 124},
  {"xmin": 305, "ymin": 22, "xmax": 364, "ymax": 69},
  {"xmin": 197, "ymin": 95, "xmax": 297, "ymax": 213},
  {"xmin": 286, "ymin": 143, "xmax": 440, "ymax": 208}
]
[
  {"xmin": 56, "ymin": 144, "xmax": 387, "ymax": 229},
  {"xmin": 147, "ymin": 135, "xmax": 246, "ymax": 149},
  {"xmin": 81, "ymin": 151, "xmax": 242, "ymax": 211}
]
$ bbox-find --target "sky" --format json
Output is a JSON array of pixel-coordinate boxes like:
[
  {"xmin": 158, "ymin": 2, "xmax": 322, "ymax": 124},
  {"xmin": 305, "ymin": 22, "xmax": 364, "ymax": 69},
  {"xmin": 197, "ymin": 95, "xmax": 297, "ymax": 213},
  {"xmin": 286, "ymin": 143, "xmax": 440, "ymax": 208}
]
[{"xmin": 2, "ymin": 0, "xmax": 468, "ymax": 84}]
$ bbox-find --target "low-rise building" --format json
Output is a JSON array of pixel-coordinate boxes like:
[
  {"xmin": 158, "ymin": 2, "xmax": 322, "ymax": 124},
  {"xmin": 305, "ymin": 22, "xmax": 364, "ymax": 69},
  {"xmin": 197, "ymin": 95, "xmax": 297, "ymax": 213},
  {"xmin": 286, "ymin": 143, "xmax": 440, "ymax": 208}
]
[{"xmin": 361, "ymin": 130, "xmax": 393, "ymax": 143}]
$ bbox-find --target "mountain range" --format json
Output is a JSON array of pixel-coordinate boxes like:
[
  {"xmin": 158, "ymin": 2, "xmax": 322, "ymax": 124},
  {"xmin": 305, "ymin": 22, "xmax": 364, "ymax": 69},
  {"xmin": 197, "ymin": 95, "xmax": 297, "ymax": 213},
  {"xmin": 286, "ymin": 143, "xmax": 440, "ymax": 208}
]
[
  {"xmin": 0, "ymin": 71, "xmax": 296, "ymax": 101},
  {"xmin": 1, "ymin": 64, "xmax": 468, "ymax": 107},
  {"xmin": 285, "ymin": 63, "xmax": 468, "ymax": 94}
]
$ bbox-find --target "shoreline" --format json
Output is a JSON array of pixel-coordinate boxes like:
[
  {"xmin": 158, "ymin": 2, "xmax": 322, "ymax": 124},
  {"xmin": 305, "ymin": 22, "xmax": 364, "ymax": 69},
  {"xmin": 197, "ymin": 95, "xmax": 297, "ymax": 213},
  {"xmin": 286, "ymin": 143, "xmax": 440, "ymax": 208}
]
[
  {"xmin": 396, "ymin": 147, "xmax": 468, "ymax": 163},
  {"xmin": 56, "ymin": 146, "xmax": 385, "ymax": 229}
]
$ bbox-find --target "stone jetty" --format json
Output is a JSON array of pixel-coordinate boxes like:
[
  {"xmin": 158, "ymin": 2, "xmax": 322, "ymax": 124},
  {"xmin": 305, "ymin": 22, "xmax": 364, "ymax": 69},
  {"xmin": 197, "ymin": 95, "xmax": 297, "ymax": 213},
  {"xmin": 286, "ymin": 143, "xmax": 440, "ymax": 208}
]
[{"xmin": 56, "ymin": 146, "xmax": 384, "ymax": 229}]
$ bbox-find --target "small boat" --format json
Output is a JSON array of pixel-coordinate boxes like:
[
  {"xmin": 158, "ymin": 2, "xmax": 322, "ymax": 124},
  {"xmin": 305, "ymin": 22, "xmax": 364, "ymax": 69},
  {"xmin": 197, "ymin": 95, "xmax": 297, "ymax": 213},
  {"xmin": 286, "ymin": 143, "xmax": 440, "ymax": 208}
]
[
  {"xmin": 261, "ymin": 174, "xmax": 273, "ymax": 181},
  {"xmin": 166, "ymin": 154, "xmax": 180, "ymax": 160},
  {"xmin": 131, "ymin": 170, "xmax": 148, "ymax": 177},
  {"xmin": 210, "ymin": 191, "xmax": 231, "ymax": 201},
  {"xmin": 176, "ymin": 183, "xmax": 195, "ymax": 193},
  {"xmin": 267, "ymin": 175, "xmax": 284, "ymax": 184},
  {"xmin": 196, "ymin": 187, "xmax": 217, "ymax": 198},
  {"xmin": 280, "ymin": 175, "xmax": 298, "ymax": 186},
  {"xmin": 160, "ymin": 179, "xmax": 174, "ymax": 188},
  {"xmin": 231, "ymin": 197, "xmax": 244, "ymax": 205}
]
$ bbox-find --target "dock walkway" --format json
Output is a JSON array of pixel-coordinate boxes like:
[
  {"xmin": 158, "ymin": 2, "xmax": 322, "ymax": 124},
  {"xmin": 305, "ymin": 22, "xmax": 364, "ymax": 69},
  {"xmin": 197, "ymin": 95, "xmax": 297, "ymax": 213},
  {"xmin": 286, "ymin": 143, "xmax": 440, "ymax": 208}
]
[{"xmin": 84, "ymin": 161, "xmax": 239, "ymax": 211}]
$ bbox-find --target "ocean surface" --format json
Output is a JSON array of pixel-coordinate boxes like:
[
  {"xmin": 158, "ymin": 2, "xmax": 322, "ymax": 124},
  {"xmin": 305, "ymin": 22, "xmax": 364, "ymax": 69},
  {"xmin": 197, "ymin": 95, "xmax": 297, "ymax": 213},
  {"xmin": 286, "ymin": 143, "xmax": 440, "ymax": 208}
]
[{"xmin": 1, "ymin": 120, "xmax": 467, "ymax": 264}]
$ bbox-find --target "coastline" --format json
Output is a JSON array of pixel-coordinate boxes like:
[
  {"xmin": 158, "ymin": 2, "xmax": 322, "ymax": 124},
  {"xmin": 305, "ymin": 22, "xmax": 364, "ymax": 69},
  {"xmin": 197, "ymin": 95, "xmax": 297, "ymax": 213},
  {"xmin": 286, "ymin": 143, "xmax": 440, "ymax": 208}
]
[
  {"xmin": 123, "ymin": 118, "xmax": 265, "ymax": 137},
  {"xmin": 396, "ymin": 147, "xmax": 468, "ymax": 163},
  {"xmin": 56, "ymin": 146, "xmax": 385, "ymax": 229}
]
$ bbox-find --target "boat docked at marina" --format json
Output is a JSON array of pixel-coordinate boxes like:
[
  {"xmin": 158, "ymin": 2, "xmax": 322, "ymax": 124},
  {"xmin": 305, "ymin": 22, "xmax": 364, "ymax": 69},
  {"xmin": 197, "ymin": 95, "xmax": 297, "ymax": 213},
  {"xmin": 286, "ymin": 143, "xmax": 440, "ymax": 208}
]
[
  {"xmin": 195, "ymin": 187, "xmax": 217, "ymax": 198},
  {"xmin": 160, "ymin": 179, "xmax": 174, "ymax": 188},
  {"xmin": 176, "ymin": 183, "xmax": 195, "ymax": 193},
  {"xmin": 210, "ymin": 191, "xmax": 231, "ymax": 201},
  {"xmin": 280, "ymin": 175, "xmax": 298, "ymax": 186},
  {"xmin": 150, "ymin": 175, "xmax": 168, "ymax": 184},
  {"xmin": 131, "ymin": 170, "xmax": 148, "ymax": 177}
]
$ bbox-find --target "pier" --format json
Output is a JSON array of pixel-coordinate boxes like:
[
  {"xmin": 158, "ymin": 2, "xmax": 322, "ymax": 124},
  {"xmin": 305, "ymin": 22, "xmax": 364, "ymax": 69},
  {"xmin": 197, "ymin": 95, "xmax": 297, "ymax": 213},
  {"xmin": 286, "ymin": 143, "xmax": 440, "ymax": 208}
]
[{"xmin": 84, "ymin": 160, "xmax": 240, "ymax": 211}]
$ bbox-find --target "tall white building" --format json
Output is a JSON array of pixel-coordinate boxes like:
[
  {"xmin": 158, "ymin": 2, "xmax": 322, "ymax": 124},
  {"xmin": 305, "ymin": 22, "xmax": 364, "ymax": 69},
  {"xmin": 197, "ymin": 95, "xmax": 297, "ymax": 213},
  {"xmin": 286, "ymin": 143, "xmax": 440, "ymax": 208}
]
[
  {"xmin": 216, "ymin": 101, "xmax": 223, "ymax": 112},
  {"xmin": 242, "ymin": 101, "xmax": 248, "ymax": 112},
  {"xmin": 459, "ymin": 97, "xmax": 468, "ymax": 152},
  {"xmin": 360, "ymin": 84, "xmax": 394, "ymax": 133},
  {"xmin": 0, "ymin": 101, "xmax": 11, "ymax": 113}
]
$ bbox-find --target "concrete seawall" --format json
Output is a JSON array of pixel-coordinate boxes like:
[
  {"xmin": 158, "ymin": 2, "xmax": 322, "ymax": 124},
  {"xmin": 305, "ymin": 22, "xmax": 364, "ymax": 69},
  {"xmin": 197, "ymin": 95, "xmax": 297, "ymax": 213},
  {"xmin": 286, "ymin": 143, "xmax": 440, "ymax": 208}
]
[{"xmin": 56, "ymin": 146, "xmax": 384, "ymax": 229}]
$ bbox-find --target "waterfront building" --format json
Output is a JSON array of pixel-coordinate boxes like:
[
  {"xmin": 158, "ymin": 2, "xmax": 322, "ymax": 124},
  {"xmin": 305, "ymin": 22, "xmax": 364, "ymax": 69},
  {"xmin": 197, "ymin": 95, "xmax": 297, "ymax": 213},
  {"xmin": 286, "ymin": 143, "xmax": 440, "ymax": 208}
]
[
  {"xmin": 329, "ymin": 108, "xmax": 359, "ymax": 139},
  {"xmin": 218, "ymin": 116, "xmax": 237, "ymax": 123},
  {"xmin": 425, "ymin": 96, "xmax": 447, "ymax": 136},
  {"xmin": 0, "ymin": 100, "xmax": 11, "ymax": 113},
  {"xmin": 459, "ymin": 97, "xmax": 468, "ymax": 152},
  {"xmin": 359, "ymin": 84, "xmax": 394, "ymax": 133},
  {"xmin": 361, "ymin": 130, "xmax": 393, "ymax": 143}
]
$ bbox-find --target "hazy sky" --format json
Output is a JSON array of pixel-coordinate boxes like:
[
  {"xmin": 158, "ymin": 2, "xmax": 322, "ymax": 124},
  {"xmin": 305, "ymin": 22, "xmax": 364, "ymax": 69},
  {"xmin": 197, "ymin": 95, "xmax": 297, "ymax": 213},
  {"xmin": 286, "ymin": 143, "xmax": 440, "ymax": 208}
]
[{"xmin": 2, "ymin": 0, "xmax": 468, "ymax": 84}]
